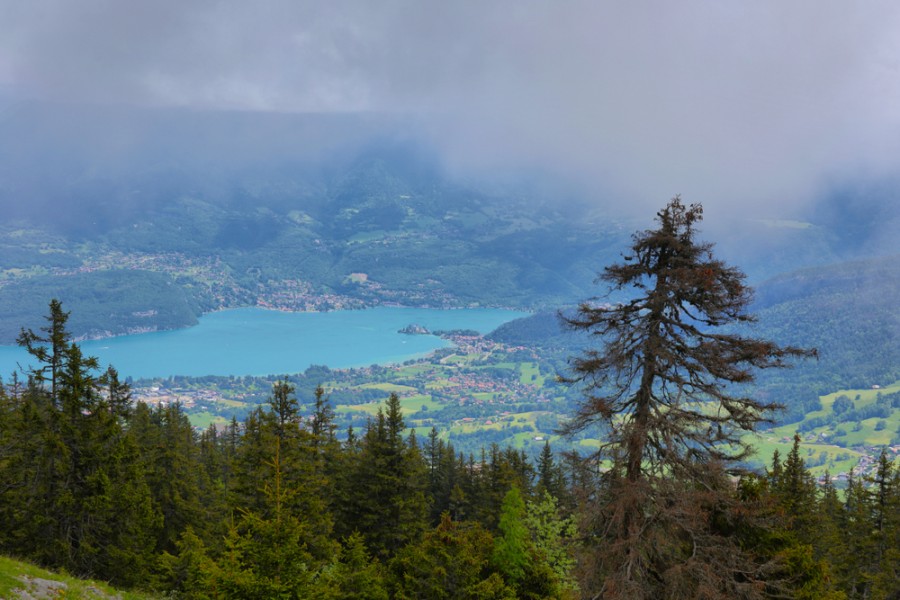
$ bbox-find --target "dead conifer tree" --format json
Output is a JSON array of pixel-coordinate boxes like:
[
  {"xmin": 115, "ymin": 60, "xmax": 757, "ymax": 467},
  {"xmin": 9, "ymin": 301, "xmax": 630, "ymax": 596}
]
[{"xmin": 563, "ymin": 197, "xmax": 814, "ymax": 599}]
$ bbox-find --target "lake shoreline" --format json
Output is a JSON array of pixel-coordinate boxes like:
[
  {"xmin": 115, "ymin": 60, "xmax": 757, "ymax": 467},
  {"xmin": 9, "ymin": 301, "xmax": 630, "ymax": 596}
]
[
  {"xmin": 56, "ymin": 300, "xmax": 531, "ymax": 344},
  {"xmin": 1, "ymin": 306, "xmax": 530, "ymax": 380}
]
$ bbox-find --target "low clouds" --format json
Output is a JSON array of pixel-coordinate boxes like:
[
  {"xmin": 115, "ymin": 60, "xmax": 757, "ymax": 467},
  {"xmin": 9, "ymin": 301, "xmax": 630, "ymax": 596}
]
[{"xmin": 3, "ymin": 0, "xmax": 900, "ymax": 216}]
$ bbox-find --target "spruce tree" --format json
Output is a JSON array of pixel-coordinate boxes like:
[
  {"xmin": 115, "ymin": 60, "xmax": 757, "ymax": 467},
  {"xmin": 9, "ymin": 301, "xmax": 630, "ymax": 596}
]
[
  {"xmin": 536, "ymin": 441, "xmax": 567, "ymax": 502},
  {"xmin": 870, "ymin": 450, "xmax": 900, "ymax": 598},
  {"xmin": 6, "ymin": 301, "xmax": 158, "ymax": 584},
  {"xmin": 341, "ymin": 393, "xmax": 428, "ymax": 559},
  {"xmin": 773, "ymin": 434, "xmax": 818, "ymax": 539},
  {"xmin": 524, "ymin": 491, "xmax": 579, "ymax": 597},
  {"xmin": 389, "ymin": 514, "xmax": 512, "ymax": 599},
  {"xmin": 309, "ymin": 384, "xmax": 342, "ymax": 519},
  {"xmin": 841, "ymin": 469, "xmax": 875, "ymax": 597},
  {"xmin": 223, "ymin": 439, "xmax": 318, "ymax": 598},
  {"xmin": 318, "ymin": 532, "xmax": 389, "ymax": 600},
  {"xmin": 130, "ymin": 401, "xmax": 206, "ymax": 555},
  {"xmin": 16, "ymin": 298, "xmax": 70, "ymax": 404},
  {"xmin": 814, "ymin": 472, "xmax": 847, "ymax": 572},
  {"xmin": 231, "ymin": 381, "xmax": 336, "ymax": 565}
]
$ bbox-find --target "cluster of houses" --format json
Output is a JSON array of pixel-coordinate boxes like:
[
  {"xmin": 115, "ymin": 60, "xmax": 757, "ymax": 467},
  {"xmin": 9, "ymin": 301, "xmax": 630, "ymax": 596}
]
[
  {"xmin": 437, "ymin": 333, "xmax": 536, "ymax": 361},
  {"xmin": 814, "ymin": 445, "xmax": 900, "ymax": 486},
  {"xmin": 131, "ymin": 384, "xmax": 227, "ymax": 413},
  {"xmin": 43, "ymin": 243, "xmax": 507, "ymax": 316},
  {"xmin": 255, "ymin": 278, "xmax": 366, "ymax": 312},
  {"xmin": 57, "ymin": 250, "xmax": 249, "ymax": 308},
  {"xmin": 346, "ymin": 273, "xmax": 464, "ymax": 309}
]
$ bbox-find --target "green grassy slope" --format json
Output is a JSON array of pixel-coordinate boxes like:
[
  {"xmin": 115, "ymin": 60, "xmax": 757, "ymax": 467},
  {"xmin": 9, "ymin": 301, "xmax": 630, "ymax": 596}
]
[
  {"xmin": 749, "ymin": 381, "xmax": 900, "ymax": 477},
  {"xmin": 0, "ymin": 555, "xmax": 158, "ymax": 599}
]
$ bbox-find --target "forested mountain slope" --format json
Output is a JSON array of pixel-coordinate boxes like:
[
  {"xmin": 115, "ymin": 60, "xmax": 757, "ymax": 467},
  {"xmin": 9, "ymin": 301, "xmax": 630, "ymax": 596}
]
[
  {"xmin": 488, "ymin": 255, "xmax": 900, "ymax": 425},
  {"xmin": 751, "ymin": 254, "xmax": 900, "ymax": 392}
]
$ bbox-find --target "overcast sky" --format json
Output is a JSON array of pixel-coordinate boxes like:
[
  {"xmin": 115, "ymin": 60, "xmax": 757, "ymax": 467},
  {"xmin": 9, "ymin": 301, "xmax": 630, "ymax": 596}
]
[{"xmin": 2, "ymin": 0, "xmax": 900, "ymax": 216}]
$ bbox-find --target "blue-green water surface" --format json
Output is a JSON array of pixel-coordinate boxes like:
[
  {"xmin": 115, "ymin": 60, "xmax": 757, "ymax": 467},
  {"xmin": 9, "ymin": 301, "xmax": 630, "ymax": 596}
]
[{"xmin": 0, "ymin": 307, "xmax": 527, "ymax": 380}]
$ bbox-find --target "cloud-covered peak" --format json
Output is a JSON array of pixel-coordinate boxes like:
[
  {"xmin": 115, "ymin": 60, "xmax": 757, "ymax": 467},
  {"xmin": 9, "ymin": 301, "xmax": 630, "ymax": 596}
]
[{"xmin": 3, "ymin": 1, "xmax": 900, "ymax": 217}]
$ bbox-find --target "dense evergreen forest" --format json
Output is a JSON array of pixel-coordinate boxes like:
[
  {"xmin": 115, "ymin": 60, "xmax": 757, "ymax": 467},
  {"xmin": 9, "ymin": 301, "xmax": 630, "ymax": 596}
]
[
  {"xmin": 2, "ymin": 202, "xmax": 899, "ymax": 599},
  {"xmin": 1, "ymin": 307, "xmax": 898, "ymax": 598}
]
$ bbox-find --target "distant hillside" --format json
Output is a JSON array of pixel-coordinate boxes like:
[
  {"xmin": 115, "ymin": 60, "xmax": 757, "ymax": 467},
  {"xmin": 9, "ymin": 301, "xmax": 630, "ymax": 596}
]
[
  {"xmin": 0, "ymin": 102, "xmax": 896, "ymax": 337},
  {"xmin": 486, "ymin": 255, "xmax": 900, "ymax": 424},
  {"xmin": 0, "ymin": 270, "xmax": 200, "ymax": 344},
  {"xmin": 750, "ymin": 255, "xmax": 900, "ymax": 391},
  {"xmin": 0, "ymin": 103, "xmax": 638, "ymax": 322},
  {"xmin": 487, "ymin": 308, "xmax": 584, "ymax": 349}
]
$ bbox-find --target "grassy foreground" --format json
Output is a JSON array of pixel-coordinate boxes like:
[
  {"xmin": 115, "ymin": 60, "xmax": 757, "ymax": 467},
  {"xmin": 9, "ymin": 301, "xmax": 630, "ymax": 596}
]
[{"xmin": 0, "ymin": 556, "xmax": 158, "ymax": 600}]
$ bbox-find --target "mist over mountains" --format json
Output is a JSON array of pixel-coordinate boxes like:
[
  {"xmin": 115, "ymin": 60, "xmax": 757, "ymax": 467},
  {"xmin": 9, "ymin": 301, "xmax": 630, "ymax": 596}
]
[
  {"xmin": 0, "ymin": 100, "xmax": 412, "ymax": 234},
  {"xmin": 2, "ymin": 99, "xmax": 896, "ymax": 250},
  {"xmin": 2, "ymin": 6, "xmax": 900, "ymax": 596},
  {"xmin": 0, "ymin": 99, "xmax": 896, "ymax": 346}
]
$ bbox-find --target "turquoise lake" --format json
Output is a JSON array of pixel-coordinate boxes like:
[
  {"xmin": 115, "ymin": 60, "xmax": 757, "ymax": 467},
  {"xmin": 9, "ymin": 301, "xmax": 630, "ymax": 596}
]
[{"xmin": 0, "ymin": 307, "xmax": 527, "ymax": 380}]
